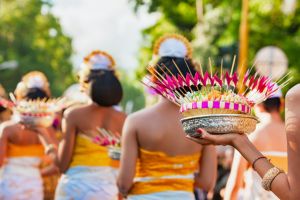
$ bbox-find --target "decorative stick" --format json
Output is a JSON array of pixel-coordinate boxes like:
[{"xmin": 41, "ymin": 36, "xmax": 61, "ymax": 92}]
[
  {"xmin": 9, "ymin": 93, "xmax": 17, "ymax": 104},
  {"xmin": 184, "ymin": 58, "xmax": 200, "ymax": 91},
  {"xmin": 171, "ymin": 59, "xmax": 193, "ymax": 93},
  {"xmin": 145, "ymin": 67, "xmax": 175, "ymax": 98},
  {"xmin": 199, "ymin": 62, "xmax": 204, "ymax": 77},
  {"xmin": 230, "ymin": 55, "xmax": 236, "ymax": 76},
  {"xmin": 144, "ymin": 69, "xmax": 189, "ymax": 104},
  {"xmin": 220, "ymin": 58, "xmax": 223, "ymax": 81},
  {"xmin": 184, "ymin": 58, "xmax": 193, "ymax": 75},
  {"xmin": 209, "ymin": 57, "xmax": 213, "ymax": 77},
  {"xmin": 159, "ymin": 63, "xmax": 189, "ymax": 95},
  {"xmin": 276, "ymin": 71, "xmax": 292, "ymax": 85},
  {"xmin": 142, "ymin": 77, "xmax": 182, "ymax": 105}
]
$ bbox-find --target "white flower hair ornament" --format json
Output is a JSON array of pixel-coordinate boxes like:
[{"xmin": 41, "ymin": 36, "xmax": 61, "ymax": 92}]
[{"xmin": 149, "ymin": 33, "xmax": 192, "ymax": 66}]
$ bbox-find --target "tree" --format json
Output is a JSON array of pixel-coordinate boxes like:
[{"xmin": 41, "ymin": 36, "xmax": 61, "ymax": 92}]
[
  {"xmin": 0, "ymin": 0, "xmax": 74, "ymax": 96},
  {"xmin": 132, "ymin": 0, "xmax": 300, "ymax": 91},
  {"xmin": 119, "ymin": 71, "xmax": 146, "ymax": 113}
]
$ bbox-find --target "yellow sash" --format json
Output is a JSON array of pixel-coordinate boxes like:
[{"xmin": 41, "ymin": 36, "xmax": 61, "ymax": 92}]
[
  {"xmin": 69, "ymin": 134, "xmax": 119, "ymax": 168},
  {"xmin": 263, "ymin": 152, "xmax": 288, "ymax": 172},
  {"xmin": 7, "ymin": 143, "xmax": 44, "ymax": 158},
  {"xmin": 130, "ymin": 148, "xmax": 200, "ymax": 195}
]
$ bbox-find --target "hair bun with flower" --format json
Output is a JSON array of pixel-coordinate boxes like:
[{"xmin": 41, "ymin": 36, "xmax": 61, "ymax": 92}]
[
  {"xmin": 78, "ymin": 50, "xmax": 117, "ymax": 88},
  {"xmin": 15, "ymin": 71, "xmax": 50, "ymax": 100},
  {"xmin": 82, "ymin": 50, "xmax": 115, "ymax": 71},
  {"xmin": 153, "ymin": 33, "xmax": 192, "ymax": 59}
]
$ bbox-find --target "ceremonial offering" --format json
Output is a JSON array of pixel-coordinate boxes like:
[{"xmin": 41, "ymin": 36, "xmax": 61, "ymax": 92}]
[
  {"xmin": 93, "ymin": 128, "xmax": 121, "ymax": 160},
  {"xmin": 144, "ymin": 58, "xmax": 290, "ymax": 136},
  {"xmin": 142, "ymin": 34, "xmax": 290, "ymax": 136},
  {"xmin": 14, "ymin": 98, "xmax": 63, "ymax": 127}
]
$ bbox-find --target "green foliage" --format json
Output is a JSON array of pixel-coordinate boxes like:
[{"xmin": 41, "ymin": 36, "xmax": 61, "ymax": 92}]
[
  {"xmin": 119, "ymin": 72, "xmax": 146, "ymax": 113},
  {"xmin": 0, "ymin": 0, "xmax": 74, "ymax": 96},
  {"xmin": 133, "ymin": 0, "xmax": 300, "ymax": 91}
]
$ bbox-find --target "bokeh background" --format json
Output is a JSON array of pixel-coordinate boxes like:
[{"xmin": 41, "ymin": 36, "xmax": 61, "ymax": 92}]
[{"xmin": 0, "ymin": 0, "xmax": 299, "ymax": 112}]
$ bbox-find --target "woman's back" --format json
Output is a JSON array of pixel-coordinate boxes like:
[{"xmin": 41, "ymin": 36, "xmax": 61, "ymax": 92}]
[
  {"xmin": 0, "ymin": 121, "xmax": 45, "ymax": 200},
  {"xmin": 132, "ymin": 100, "xmax": 202, "ymax": 155},
  {"xmin": 69, "ymin": 103, "xmax": 126, "ymax": 137},
  {"xmin": 4, "ymin": 121, "xmax": 41, "ymax": 146}
]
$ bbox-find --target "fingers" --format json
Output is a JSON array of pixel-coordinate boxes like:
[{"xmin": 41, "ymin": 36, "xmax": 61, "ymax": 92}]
[
  {"xmin": 186, "ymin": 135, "xmax": 213, "ymax": 145},
  {"xmin": 199, "ymin": 129, "xmax": 222, "ymax": 145}
]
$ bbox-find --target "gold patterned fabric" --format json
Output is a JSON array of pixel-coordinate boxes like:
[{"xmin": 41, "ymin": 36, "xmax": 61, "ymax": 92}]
[
  {"xmin": 69, "ymin": 134, "xmax": 119, "ymax": 168},
  {"xmin": 7, "ymin": 143, "xmax": 44, "ymax": 158},
  {"xmin": 129, "ymin": 148, "xmax": 200, "ymax": 195}
]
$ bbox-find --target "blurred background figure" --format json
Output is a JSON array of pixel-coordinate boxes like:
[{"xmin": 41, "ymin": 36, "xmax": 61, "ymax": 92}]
[
  {"xmin": 35, "ymin": 50, "xmax": 126, "ymax": 200},
  {"xmin": 0, "ymin": 71, "xmax": 58, "ymax": 200},
  {"xmin": 224, "ymin": 89, "xmax": 287, "ymax": 200},
  {"xmin": 209, "ymin": 146, "xmax": 234, "ymax": 200},
  {"xmin": 118, "ymin": 34, "xmax": 217, "ymax": 200},
  {"xmin": 63, "ymin": 83, "xmax": 91, "ymax": 107},
  {"xmin": 0, "ymin": 84, "xmax": 12, "ymax": 124}
]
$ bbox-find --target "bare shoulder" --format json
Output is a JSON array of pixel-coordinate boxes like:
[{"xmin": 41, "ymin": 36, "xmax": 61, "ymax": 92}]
[
  {"xmin": 126, "ymin": 106, "xmax": 157, "ymax": 125},
  {"xmin": 286, "ymin": 84, "xmax": 300, "ymax": 100},
  {"xmin": 63, "ymin": 104, "xmax": 88, "ymax": 119},
  {"xmin": 122, "ymin": 107, "xmax": 152, "ymax": 133},
  {"xmin": 248, "ymin": 126, "xmax": 268, "ymax": 148},
  {"xmin": 112, "ymin": 109, "xmax": 127, "ymax": 122},
  {"xmin": 0, "ymin": 120, "xmax": 18, "ymax": 138}
]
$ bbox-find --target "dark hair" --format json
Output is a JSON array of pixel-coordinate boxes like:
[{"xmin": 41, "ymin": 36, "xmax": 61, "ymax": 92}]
[
  {"xmin": 155, "ymin": 56, "xmax": 198, "ymax": 94},
  {"xmin": 25, "ymin": 88, "xmax": 49, "ymax": 100},
  {"xmin": 87, "ymin": 70, "xmax": 123, "ymax": 107},
  {"xmin": 156, "ymin": 56, "xmax": 196, "ymax": 77},
  {"xmin": 262, "ymin": 97, "xmax": 281, "ymax": 113},
  {"xmin": 0, "ymin": 106, "xmax": 6, "ymax": 113}
]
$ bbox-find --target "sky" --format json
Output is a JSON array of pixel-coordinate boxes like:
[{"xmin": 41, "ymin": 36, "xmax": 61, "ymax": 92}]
[{"xmin": 51, "ymin": 0, "xmax": 158, "ymax": 72}]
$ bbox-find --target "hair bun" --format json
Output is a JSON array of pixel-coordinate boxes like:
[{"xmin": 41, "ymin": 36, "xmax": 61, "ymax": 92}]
[
  {"xmin": 153, "ymin": 33, "xmax": 192, "ymax": 59},
  {"xmin": 15, "ymin": 71, "xmax": 50, "ymax": 100},
  {"xmin": 88, "ymin": 71, "xmax": 123, "ymax": 107}
]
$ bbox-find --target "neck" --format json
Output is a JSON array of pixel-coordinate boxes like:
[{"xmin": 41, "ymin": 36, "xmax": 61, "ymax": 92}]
[
  {"xmin": 89, "ymin": 102, "xmax": 111, "ymax": 110},
  {"xmin": 258, "ymin": 111, "xmax": 282, "ymax": 123},
  {"xmin": 269, "ymin": 111, "xmax": 282, "ymax": 122},
  {"xmin": 158, "ymin": 97, "xmax": 178, "ymax": 109}
]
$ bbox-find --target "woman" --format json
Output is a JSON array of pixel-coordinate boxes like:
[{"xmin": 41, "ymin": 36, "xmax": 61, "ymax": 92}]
[
  {"xmin": 224, "ymin": 91, "xmax": 287, "ymax": 200},
  {"xmin": 117, "ymin": 34, "xmax": 217, "ymax": 200},
  {"xmin": 0, "ymin": 71, "xmax": 56, "ymax": 200},
  {"xmin": 36, "ymin": 50, "xmax": 126, "ymax": 200},
  {"xmin": 0, "ymin": 84, "xmax": 12, "ymax": 123},
  {"xmin": 187, "ymin": 84, "xmax": 300, "ymax": 200}
]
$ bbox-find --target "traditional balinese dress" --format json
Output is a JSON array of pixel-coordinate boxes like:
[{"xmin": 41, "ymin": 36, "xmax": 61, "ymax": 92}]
[
  {"xmin": 55, "ymin": 134, "xmax": 119, "ymax": 200},
  {"xmin": 128, "ymin": 148, "xmax": 201, "ymax": 200},
  {"xmin": 0, "ymin": 143, "xmax": 44, "ymax": 200},
  {"xmin": 242, "ymin": 151, "xmax": 288, "ymax": 200}
]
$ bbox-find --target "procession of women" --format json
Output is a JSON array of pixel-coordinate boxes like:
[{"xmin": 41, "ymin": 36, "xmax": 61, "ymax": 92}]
[{"xmin": 0, "ymin": 31, "xmax": 299, "ymax": 200}]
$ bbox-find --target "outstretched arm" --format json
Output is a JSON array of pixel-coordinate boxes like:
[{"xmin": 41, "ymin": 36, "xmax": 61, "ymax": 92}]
[
  {"xmin": 187, "ymin": 84, "xmax": 300, "ymax": 200},
  {"xmin": 36, "ymin": 109, "xmax": 76, "ymax": 173}
]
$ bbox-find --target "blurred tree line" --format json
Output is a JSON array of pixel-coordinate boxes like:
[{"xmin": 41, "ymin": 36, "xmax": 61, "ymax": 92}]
[
  {"xmin": 133, "ymin": 0, "xmax": 300, "ymax": 92},
  {"xmin": 0, "ymin": 0, "xmax": 74, "ymax": 96},
  {"xmin": 0, "ymin": 0, "xmax": 145, "ymax": 111}
]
